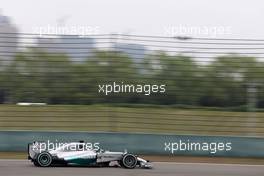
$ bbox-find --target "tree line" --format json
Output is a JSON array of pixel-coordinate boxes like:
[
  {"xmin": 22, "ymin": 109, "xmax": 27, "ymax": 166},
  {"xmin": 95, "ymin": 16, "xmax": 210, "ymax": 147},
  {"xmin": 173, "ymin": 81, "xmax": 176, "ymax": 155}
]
[{"xmin": 0, "ymin": 49, "xmax": 264, "ymax": 108}]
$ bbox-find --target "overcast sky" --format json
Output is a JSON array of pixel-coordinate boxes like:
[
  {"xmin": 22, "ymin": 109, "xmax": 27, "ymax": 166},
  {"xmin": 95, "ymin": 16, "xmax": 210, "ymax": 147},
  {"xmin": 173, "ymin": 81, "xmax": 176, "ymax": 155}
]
[{"xmin": 1, "ymin": 0, "xmax": 264, "ymax": 38}]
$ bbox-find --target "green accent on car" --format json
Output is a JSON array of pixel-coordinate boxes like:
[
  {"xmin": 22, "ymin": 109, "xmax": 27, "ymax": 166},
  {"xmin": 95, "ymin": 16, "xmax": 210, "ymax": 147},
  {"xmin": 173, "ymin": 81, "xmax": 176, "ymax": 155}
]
[{"xmin": 67, "ymin": 158, "xmax": 96, "ymax": 165}]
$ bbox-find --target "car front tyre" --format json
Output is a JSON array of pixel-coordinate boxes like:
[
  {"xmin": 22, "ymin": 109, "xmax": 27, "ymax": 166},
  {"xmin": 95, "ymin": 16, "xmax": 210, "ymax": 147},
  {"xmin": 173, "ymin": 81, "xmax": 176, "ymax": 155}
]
[
  {"xmin": 121, "ymin": 154, "xmax": 137, "ymax": 169},
  {"xmin": 36, "ymin": 152, "xmax": 52, "ymax": 167}
]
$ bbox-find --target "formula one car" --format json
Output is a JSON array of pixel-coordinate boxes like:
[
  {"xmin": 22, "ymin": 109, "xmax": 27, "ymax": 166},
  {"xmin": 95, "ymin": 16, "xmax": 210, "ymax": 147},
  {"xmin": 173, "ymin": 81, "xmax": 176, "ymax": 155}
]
[{"xmin": 28, "ymin": 141, "xmax": 152, "ymax": 169}]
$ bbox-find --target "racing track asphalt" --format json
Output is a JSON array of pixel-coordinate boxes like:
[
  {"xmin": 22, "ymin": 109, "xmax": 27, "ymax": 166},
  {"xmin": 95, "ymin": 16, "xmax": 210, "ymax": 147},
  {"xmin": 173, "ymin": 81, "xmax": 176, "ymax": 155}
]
[{"xmin": 0, "ymin": 160, "xmax": 263, "ymax": 176}]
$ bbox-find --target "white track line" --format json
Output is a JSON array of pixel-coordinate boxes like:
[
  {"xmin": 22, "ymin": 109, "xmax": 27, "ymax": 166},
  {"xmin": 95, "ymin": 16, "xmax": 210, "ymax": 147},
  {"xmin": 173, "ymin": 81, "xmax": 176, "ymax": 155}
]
[{"xmin": 155, "ymin": 162, "xmax": 264, "ymax": 167}]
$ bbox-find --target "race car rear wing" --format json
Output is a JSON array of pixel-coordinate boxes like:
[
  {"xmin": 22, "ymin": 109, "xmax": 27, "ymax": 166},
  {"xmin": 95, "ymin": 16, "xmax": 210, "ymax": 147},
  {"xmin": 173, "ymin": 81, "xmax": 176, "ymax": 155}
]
[{"xmin": 28, "ymin": 141, "xmax": 45, "ymax": 160}]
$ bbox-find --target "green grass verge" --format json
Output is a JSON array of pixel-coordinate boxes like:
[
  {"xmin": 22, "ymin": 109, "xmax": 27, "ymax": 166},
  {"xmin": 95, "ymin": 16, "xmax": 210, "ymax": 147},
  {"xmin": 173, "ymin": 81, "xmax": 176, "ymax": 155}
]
[{"xmin": 0, "ymin": 104, "xmax": 263, "ymax": 136}]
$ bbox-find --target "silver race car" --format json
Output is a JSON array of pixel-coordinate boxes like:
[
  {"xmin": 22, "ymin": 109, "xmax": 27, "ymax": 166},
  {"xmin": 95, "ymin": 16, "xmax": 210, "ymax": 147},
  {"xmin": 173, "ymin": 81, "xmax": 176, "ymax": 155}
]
[{"xmin": 28, "ymin": 141, "xmax": 152, "ymax": 169}]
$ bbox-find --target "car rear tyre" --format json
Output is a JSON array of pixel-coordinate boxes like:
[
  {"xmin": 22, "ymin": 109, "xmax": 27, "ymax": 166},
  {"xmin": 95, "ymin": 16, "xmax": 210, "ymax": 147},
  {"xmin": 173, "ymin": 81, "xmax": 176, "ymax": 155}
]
[
  {"xmin": 122, "ymin": 154, "xmax": 137, "ymax": 169},
  {"xmin": 36, "ymin": 152, "xmax": 52, "ymax": 167}
]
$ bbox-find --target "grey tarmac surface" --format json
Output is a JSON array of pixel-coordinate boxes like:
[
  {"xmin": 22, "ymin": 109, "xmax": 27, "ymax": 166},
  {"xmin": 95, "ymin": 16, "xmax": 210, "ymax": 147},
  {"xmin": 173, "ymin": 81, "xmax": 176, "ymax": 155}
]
[{"xmin": 0, "ymin": 160, "xmax": 263, "ymax": 176}]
